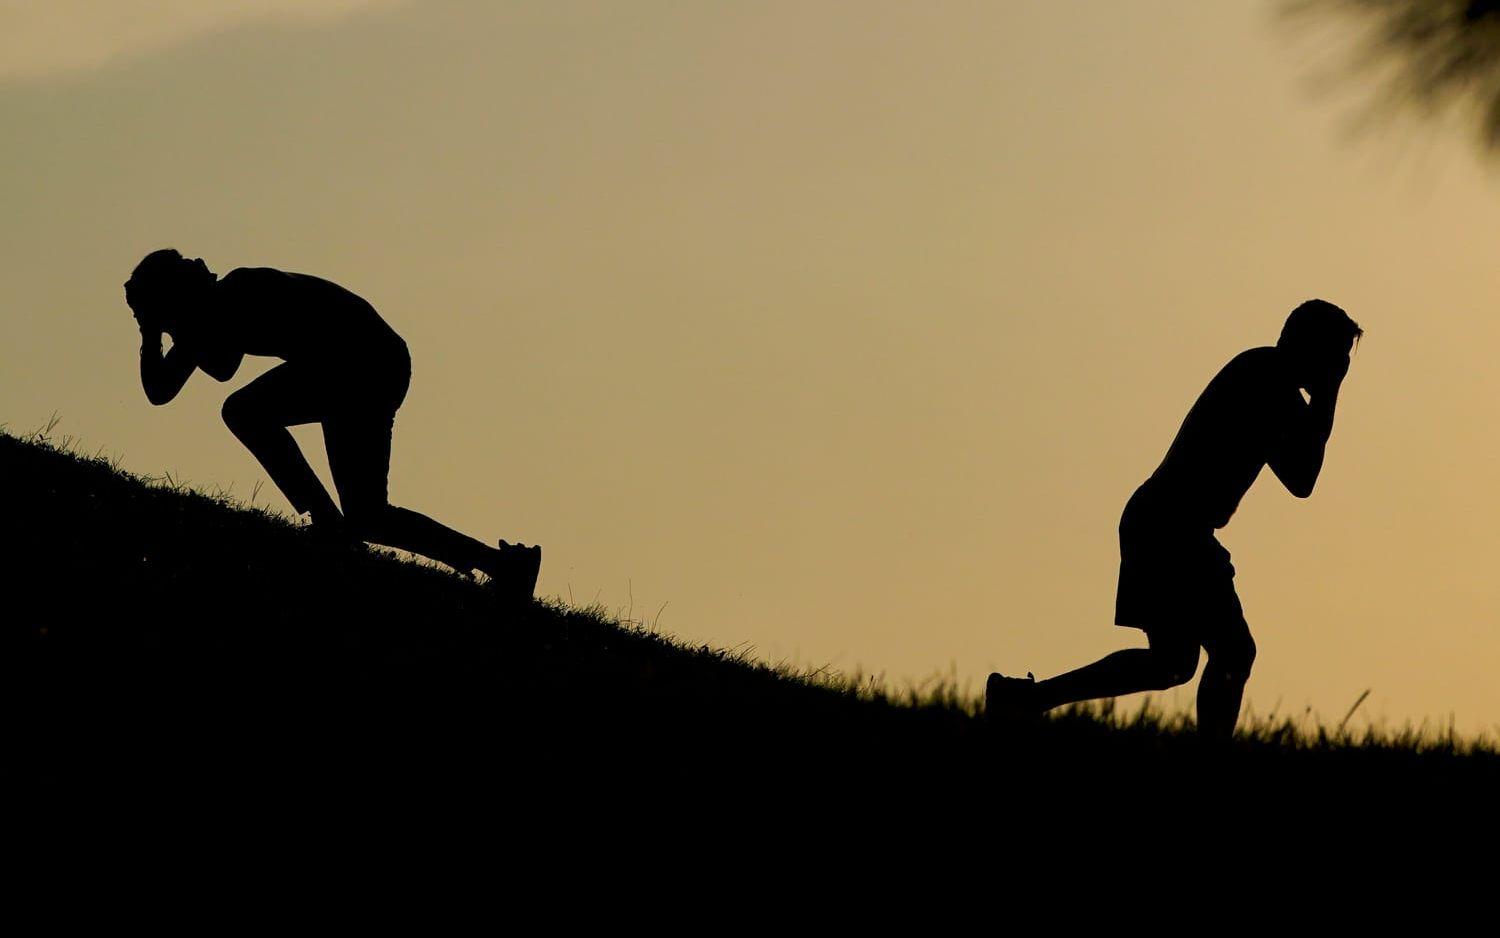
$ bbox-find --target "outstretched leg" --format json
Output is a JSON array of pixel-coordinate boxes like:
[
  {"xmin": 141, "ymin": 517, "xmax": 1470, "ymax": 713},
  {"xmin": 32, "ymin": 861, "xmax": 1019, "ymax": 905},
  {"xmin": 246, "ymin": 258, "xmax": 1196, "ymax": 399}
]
[
  {"xmin": 324, "ymin": 412, "xmax": 507, "ymax": 576},
  {"xmin": 221, "ymin": 364, "xmax": 340, "ymax": 521},
  {"xmin": 1196, "ymin": 618, "xmax": 1256, "ymax": 739},
  {"xmin": 1029, "ymin": 630, "xmax": 1200, "ymax": 711},
  {"xmin": 354, "ymin": 504, "xmax": 498, "ymax": 573}
]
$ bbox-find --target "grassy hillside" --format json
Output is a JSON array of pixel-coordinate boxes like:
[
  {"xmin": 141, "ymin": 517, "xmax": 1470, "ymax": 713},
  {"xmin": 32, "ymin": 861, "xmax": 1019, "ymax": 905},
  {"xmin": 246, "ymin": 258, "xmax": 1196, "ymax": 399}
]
[{"xmin": 3, "ymin": 424, "xmax": 1495, "ymax": 808}]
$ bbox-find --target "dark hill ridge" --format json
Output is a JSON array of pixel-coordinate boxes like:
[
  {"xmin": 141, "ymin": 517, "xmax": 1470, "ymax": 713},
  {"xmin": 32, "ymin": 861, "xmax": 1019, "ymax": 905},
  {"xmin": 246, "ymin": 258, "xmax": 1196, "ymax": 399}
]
[
  {"xmin": 1, "ymin": 427, "xmax": 1495, "ymax": 802},
  {"xmin": 1, "ymin": 426, "xmax": 976, "ymax": 787}
]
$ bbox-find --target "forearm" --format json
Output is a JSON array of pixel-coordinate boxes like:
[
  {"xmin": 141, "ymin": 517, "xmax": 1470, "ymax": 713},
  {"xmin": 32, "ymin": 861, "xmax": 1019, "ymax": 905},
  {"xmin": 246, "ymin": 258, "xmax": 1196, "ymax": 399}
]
[
  {"xmin": 1307, "ymin": 388, "xmax": 1337, "ymax": 440},
  {"xmin": 139, "ymin": 332, "xmax": 165, "ymax": 402},
  {"xmin": 1284, "ymin": 387, "xmax": 1339, "ymax": 495},
  {"xmin": 139, "ymin": 331, "xmax": 190, "ymax": 405}
]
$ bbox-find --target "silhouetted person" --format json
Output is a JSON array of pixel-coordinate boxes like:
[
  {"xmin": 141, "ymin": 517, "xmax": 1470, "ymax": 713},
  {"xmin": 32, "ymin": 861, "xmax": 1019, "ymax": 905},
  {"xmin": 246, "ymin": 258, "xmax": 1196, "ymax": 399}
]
[
  {"xmin": 124, "ymin": 249, "xmax": 540, "ymax": 599},
  {"xmin": 987, "ymin": 300, "xmax": 1363, "ymax": 738}
]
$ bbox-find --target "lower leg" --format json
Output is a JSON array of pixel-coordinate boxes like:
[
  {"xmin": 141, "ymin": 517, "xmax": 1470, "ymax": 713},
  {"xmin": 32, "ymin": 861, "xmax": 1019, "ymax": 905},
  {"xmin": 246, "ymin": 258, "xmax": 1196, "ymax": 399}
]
[
  {"xmin": 1196, "ymin": 625, "xmax": 1255, "ymax": 739},
  {"xmin": 1033, "ymin": 648, "xmax": 1184, "ymax": 711},
  {"xmin": 1195, "ymin": 662, "xmax": 1248, "ymax": 739},
  {"xmin": 228, "ymin": 421, "xmax": 339, "ymax": 520},
  {"xmin": 354, "ymin": 505, "xmax": 496, "ymax": 573}
]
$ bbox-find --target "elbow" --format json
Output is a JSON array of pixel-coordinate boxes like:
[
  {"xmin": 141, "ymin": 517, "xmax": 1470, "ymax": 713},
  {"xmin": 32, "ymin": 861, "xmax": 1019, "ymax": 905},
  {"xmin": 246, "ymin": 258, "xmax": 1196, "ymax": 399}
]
[
  {"xmin": 143, "ymin": 381, "xmax": 179, "ymax": 406},
  {"xmin": 1273, "ymin": 457, "xmax": 1320, "ymax": 499}
]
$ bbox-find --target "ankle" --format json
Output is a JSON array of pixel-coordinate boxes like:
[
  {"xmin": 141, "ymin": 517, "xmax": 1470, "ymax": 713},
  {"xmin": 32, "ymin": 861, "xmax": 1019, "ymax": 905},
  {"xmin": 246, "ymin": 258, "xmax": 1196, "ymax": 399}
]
[
  {"xmin": 1029, "ymin": 679, "xmax": 1061, "ymax": 713},
  {"xmin": 309, "ymin": 507, "xmax": 343, "ymax": 527}
]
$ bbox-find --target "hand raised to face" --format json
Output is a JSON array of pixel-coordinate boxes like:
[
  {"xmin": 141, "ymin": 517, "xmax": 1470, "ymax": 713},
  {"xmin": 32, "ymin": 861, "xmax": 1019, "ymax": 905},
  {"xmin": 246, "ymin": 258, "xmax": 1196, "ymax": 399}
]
[
  {"xmin": 1305, "ymin": 349, "xmax": 1351, "ymax": 399},
  {"xmin": 125, "ymin": 250, "xmax": 212, "ymax": 338},
  {"xmin": 127, "ymin": 290, "xmax": 161, "ymax": 334},
  {"xmin": 129, "ymin": 307, "xmax": 149, "ymax": 331}
]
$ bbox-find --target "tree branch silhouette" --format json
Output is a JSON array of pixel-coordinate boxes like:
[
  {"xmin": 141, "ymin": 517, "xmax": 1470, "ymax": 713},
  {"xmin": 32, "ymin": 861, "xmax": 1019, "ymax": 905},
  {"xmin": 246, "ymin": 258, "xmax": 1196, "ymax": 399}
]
[{"xmin": 1282, "ymin": 0, "xmax": 1500, "ymax": 154}]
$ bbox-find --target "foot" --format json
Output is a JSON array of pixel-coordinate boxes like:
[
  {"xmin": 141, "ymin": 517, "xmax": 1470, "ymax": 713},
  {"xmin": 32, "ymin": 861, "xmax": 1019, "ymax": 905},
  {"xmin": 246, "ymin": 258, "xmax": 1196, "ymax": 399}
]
[
  {"xmin": 482, "ymin": 539, "xmax": 541, "ymax": 602},
  {"xmin": 986, "ymin": 671, "xmax": 1040, "ymax": 721}
]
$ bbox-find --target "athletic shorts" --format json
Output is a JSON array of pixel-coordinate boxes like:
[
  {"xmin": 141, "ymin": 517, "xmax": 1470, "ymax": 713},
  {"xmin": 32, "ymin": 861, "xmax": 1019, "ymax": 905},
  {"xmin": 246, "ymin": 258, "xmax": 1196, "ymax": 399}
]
[
  {"xmin": 226, "ymin": 340, "xmax": 411, "ymax": 516},
  {"xmin": 1113, "ymin": 483, "xmax": 1243, "ymax": 640}
]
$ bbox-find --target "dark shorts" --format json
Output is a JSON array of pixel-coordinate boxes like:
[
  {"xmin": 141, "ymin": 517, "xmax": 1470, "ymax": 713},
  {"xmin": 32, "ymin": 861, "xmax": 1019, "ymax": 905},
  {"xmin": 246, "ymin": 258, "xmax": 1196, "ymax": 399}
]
[
  {"xmin": 225, "ymin": 341, "xmax": 411, "ymax": 516},
  {"xmin": 1114, "ymin": 484, "xmax": 1244, "ymax": 643}
]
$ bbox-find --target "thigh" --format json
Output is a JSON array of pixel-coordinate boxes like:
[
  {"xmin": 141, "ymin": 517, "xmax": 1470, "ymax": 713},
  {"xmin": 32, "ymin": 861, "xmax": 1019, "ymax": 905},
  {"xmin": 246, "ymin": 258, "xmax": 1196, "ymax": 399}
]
[
  {"xmin": 224, "ymin": 362, "xmax": 331, "ymax": 427},
  {"xmin": 323, "ymin": 410, "xmax": 395, "ymax": 517},
  {"xmin": 318, "ymin": 353, "xmax": 409, "ymax": 515},
  {"xmin": 1117, "ymin": 522, "xmax": 1237, "ymax": 624},
  {"xmin": 1144, "ymin": 627, "xmax": 1201, "ymax": 676}
]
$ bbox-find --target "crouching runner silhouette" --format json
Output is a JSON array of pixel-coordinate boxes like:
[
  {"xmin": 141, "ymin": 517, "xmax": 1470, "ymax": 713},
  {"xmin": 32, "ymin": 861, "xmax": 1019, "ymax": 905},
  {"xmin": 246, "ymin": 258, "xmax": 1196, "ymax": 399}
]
[
  {"xmin": 987, "ymin": 300, "xmax": 1362, "ymax": 738},
  {"xmin": 124, "ymin": 249, "xmax": 540, "ymax": 600}
]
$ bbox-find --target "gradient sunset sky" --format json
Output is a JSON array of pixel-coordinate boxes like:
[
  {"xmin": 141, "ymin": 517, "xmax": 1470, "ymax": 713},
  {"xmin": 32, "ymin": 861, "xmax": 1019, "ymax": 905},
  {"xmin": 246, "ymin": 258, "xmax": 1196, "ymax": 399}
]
[{"xmin": 4, "ymin": 1, "xmax": 1498, "ymax": 734}]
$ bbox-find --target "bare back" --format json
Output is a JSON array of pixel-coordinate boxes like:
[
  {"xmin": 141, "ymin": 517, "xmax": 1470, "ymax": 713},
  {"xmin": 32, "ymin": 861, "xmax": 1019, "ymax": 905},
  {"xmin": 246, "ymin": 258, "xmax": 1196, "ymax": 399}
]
[
  {"xmin": 211, "ymin": 267, "xmax": 405, "ymax": 365},
  {"xmin": 1145, "ymin": 346, "xmax": 1305, "ymax": 529}
]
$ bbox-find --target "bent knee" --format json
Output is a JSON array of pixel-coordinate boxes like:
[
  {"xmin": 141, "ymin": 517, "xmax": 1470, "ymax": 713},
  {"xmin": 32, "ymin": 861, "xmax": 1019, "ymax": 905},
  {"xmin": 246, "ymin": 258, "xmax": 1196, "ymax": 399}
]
[
  {"xmin": 1160, "ymin": 653, "xmax": 1200, "ymax": 688},
  {"xmin": 342, "ymin": 501, "xmax": 394, "ymax": 539},
  {"xmin": 1146, "ymin": 643, "xmax": 1200, "ymax": 689},
  {"xmin": 221, "ymin": 392, "xmax": 257, "ymax": 433},
  {"xmin": 1207, "ymin": 630, "xmax": 1257, "ymax": 680}
]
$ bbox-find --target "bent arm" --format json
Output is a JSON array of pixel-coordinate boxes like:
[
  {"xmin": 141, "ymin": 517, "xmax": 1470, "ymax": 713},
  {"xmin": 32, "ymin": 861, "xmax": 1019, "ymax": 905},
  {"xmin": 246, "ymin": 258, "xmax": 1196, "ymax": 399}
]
[
  {"xmin": 1268, "ymin": 387, "xmax": 1339, "ymax": 498},
  {"xmin": 139, "ymin": 330, "xmax": 196, "ymax": 406}
]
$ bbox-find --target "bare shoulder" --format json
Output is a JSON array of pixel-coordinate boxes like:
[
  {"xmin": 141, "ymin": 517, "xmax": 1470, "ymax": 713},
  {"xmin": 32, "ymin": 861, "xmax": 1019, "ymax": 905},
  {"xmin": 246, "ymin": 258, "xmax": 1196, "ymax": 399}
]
[
  {"xmin": 1215, "ymin": 346, "xmax": 1285, "ymax": 386},
  {"xmin": 215, "ymin": 267, "xmax": 285, "ymax": 300},
  {"xmin": 1226, "ymin": 345, "xmax": 1280, "ymax": 371},
  {"xmin": 1198, "ymin": 346, "xmax": 1292, "ymax": 408},
  {"xmin": 219, "ymin": 266, "xmax": 282, "ymax": 285},
  {"xmin": 1225, "ymin": 346, "xmax": 1302, "ymax": 413}
]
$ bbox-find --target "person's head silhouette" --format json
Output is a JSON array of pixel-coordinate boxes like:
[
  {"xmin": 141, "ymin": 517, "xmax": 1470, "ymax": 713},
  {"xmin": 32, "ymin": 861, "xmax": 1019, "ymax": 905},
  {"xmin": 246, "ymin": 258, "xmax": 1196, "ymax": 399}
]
[
  {"xmin": 1277, "ymin": 298, "xmax": 1362, "ymax": 395},
  {"xmin": 124, "ymin": 249, "xmax": 216, "ymax": 334}
]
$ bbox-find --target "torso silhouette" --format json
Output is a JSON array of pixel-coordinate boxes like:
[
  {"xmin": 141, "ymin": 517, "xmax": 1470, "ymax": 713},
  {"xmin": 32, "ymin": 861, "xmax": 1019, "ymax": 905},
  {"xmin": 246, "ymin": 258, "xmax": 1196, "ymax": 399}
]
[
  {"xmin": 1143, "ymin": 346, "xmax": 1304, "ymax": 529},
  {"xmin": 179, "ymin": 268, "xmax": 405, "ymax": 364}
]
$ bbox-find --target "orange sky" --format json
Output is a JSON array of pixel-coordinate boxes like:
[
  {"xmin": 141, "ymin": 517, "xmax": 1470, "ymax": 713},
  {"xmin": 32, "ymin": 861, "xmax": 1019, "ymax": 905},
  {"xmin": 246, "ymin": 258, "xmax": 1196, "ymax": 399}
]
[{"xmin": 3, "ymin": 1, "xmax": 1498, "ymax": 735}]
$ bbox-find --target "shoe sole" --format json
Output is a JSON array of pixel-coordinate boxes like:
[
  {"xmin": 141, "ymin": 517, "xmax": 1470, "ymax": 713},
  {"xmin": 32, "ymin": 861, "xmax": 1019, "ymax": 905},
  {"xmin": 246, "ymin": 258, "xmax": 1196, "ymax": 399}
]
[
  {"xmin": 986, "ymin": 673, "xmax": 1040, "ymax": 723},
  {"xmin": 493, "ymin": 541, "xmax": 541, "ymax": 605},
  {"xmin": 513, "ymin": 545, "xmax": 541, "ymax": 600}
]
